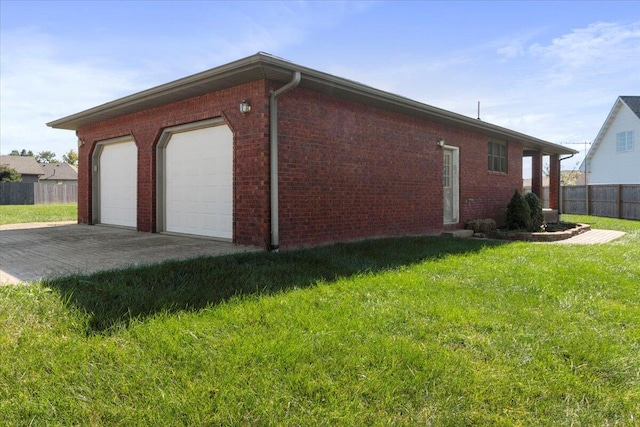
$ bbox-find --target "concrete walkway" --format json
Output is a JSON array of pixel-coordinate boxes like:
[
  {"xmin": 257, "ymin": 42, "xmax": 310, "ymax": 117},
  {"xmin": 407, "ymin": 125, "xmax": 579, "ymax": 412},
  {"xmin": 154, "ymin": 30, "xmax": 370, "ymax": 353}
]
[
  {"xmin": 549, "ymin": 229, "xmax": 626, "ymax": 245},
  {"xmin": 0, "ymin": 222, "xmax": 261, "ymax": 285}
]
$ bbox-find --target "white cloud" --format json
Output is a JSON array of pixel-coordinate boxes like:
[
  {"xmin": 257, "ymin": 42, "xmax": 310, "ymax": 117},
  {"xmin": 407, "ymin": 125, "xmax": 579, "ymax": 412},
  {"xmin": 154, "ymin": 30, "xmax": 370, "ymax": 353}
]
[
  {"xmin": 527, "ymin": 21, "xmax": 640, "ymax": 90},
  {"xmin": 497, "ymin": 41, "xmax": 525, "ymax": 58},
  {"xmin": 0, "ymin": 28, "xmax": 142, "ymax": 156},
  {"xmin": 530, "ymin": 21, "xmax": 640, "ymax": 68}
]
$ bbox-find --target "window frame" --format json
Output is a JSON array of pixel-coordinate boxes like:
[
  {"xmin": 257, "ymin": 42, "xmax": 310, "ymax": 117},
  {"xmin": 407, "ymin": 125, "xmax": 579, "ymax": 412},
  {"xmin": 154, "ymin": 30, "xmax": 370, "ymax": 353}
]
[
  {"xmin": 488, "ymin": 140, "xmax": 508, "ymax": 173},
  {"xmin": 616, "ymin": 131, "xmax": 634, "ymax": 153}
]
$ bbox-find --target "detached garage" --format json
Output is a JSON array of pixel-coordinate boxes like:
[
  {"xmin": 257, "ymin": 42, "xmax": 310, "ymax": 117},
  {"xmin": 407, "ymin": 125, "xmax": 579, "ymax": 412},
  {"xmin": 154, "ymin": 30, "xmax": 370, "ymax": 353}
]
[{"xmin": 47, "ymin": 53, "xmax": 575, "ymax": 249}]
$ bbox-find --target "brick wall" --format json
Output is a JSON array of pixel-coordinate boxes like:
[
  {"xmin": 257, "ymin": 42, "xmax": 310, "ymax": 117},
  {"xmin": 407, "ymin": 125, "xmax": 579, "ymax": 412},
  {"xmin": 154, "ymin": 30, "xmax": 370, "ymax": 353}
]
[
  {"xmin": 276, "ymin": 87, "xmax": 523, "ymax": 247},
  {"xmin": 76, "ymin": 78, "xmax": 524, "ymax": 249},
  {"xmin": 76, "ymin": 80, "xmax": 271, "ymax": 247}
]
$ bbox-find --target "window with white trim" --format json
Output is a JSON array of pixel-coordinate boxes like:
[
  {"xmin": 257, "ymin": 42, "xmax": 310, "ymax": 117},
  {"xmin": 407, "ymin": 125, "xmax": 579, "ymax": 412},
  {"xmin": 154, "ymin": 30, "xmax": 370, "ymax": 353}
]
[
  {"xmin": 488, "ymin": 141, "xmax": 507, "ymax": 173},
  {"xmin": 616, "ymin": 131, "xmax": 634, "ymax": 153}
]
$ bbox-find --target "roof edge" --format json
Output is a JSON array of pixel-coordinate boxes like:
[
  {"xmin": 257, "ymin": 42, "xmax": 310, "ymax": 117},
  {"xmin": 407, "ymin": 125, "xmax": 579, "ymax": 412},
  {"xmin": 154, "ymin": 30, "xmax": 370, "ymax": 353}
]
[{"xmin": 47, "ymin": 52, "xmax": 577, "ymax": 155}]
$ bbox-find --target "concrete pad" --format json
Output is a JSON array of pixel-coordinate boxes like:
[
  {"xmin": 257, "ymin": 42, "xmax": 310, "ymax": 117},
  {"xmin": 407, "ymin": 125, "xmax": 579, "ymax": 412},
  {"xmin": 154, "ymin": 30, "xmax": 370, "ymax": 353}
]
[
  {"xmin": 0, "ymin": 222, "xmax": 261, "ymax": 285},
  {"xmin": 441, "ymin": 229, "xmax": 474, "ymax": 238}
]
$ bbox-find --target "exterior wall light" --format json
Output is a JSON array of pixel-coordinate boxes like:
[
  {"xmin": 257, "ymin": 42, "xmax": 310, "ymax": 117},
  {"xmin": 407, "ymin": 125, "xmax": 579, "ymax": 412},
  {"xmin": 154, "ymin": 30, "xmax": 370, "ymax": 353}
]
[
  {"xmin": 239, "ymin": 100, "xmax": 252, "ymax": 115},
  {"xmin": 437, "ymin": 139, "xmax": 445, "ymax": 147}
]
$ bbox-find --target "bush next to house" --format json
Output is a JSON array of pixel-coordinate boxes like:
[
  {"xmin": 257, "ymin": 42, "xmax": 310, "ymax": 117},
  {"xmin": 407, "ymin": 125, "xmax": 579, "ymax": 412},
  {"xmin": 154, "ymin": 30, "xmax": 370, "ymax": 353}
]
[
  {"xmin": 465, "ymin": 218, "xmax": 497, "ymax": 234},
  {"xmin": 524, "ymin": 192, "xmax": 545, "ymax": 232},
  {"xmin": 505, "ymin": 190, "xmax": 530, "ymax": 230}
]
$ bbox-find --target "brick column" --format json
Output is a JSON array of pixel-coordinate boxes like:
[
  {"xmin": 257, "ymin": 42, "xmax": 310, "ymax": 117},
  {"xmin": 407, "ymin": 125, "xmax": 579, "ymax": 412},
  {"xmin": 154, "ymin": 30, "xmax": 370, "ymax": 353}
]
[
  {"xmin": 548, "ymin": 154, "xmax": 560, "ymax": 210},
  {"xmin": 531, "ymin": 150, "xmax": 543, "ymax": 202}
]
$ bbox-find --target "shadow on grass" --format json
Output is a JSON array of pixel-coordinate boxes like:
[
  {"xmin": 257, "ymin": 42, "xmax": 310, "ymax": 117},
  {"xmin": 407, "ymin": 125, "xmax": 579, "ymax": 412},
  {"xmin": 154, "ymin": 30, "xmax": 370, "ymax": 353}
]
[{"xmin": 44, "ymin": 236, "xmax": 505, "ymax": 334}]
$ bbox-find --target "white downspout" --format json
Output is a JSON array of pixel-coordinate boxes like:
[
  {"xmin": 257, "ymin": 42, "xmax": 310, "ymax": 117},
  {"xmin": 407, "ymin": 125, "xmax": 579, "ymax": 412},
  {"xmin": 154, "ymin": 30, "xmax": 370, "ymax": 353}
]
[{"xmin": 269, "ymin": 71, "xmax": 301, "ymax": 251}]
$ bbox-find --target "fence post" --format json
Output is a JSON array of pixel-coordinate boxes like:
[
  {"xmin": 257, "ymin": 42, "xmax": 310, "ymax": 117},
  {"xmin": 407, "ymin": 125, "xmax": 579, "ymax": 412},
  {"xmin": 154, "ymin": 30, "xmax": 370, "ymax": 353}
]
[
  {"xmin": 585, "ymin": 184, "xmax": 589, "ymax": 215},
  {"xmin": 617, "ymin": 185, "xmax": 623, "ymax": 219}
]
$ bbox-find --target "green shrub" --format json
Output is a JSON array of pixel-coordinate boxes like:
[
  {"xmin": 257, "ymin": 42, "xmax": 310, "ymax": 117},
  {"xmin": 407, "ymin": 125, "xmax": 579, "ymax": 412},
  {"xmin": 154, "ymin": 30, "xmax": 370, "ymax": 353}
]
[
  {"xmin": 466, "ymin": 218, "xmax": 497, "ymax": 234},
  {"xmin": 524, "ymin": 192, "xmax": 545, "ymax": 232},
  {"xmin": 505, "ymin": 190, "xmax": 530, "ymax": 230},
  {"xmin": 0, "ymin": 164, "xmax": 21, "ymax": 182}
]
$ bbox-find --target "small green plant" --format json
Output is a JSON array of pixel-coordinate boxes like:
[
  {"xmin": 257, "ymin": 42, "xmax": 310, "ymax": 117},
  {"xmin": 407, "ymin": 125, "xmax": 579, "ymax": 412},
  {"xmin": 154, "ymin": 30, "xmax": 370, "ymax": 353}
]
[
  {"xmin": 524, "ymin": 192, "xmax": 545, "ymax": 232},
  {"xmin": 505, "ymin": 190, "xmax": 530, "ymax": 230}
]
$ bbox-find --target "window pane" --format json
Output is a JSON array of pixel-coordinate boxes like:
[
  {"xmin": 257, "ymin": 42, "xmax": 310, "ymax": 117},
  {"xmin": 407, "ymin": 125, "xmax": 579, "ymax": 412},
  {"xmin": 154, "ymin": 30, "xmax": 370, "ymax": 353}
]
[{"xmin": 488, "ymin": 141, "xmax": 507, "ymax": 172}]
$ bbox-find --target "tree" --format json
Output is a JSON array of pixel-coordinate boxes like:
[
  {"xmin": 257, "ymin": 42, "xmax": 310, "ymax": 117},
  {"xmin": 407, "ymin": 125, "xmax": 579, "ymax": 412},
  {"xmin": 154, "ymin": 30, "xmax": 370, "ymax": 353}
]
[
  {"xmin": 0, "ymin": 164, "xmax": 22, "ymax": 182},
  {"xmin": 9, "ymin": 149, "xmax": 34, "ymax": 157},
  {"xmin": 62, "ymin": 149, "xmax": 79, "ymax": 166},
  {"xmin": 35, "ymin": 151, "xmax": 57, "ymax": 164}
]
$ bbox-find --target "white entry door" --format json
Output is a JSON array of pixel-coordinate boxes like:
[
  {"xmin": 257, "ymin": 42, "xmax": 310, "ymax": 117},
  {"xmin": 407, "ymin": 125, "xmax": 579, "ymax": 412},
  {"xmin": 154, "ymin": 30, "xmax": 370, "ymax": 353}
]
[
  {"xmin": 443, "ymin": 147, "xmax": 459, "ymax": 224},
  {"xmin": 164, "ymin": 124, "xmax": 233, "ymax": 239},
  {"xmin": 99, "ymin": 140, "xmax": 137, "ymax": 227}
]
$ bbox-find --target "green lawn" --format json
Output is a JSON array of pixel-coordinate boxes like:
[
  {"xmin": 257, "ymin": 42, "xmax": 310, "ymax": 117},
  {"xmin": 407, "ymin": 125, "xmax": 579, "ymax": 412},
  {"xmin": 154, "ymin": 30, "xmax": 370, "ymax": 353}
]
[
  {"xmin": 1, "ymin": 215, "xmax": 638, "ymax": 425},
  {"xmin": 0, "ymin": 203, "xmax": 77, "ymax": 225}
]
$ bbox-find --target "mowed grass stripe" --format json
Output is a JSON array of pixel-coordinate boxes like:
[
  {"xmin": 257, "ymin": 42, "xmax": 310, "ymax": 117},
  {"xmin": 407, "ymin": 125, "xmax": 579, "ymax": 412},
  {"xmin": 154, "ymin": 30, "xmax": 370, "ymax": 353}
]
[{"xmin": 0, "ymin": 214, "xmax": 638, "ymax": 425}]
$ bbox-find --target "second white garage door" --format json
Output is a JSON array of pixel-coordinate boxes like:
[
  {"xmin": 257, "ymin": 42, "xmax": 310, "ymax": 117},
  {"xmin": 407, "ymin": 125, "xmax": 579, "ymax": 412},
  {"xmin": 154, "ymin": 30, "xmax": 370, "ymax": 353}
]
[{"xmin": 164, "ymin": 124, "xmax": 233, "ymax": 239}]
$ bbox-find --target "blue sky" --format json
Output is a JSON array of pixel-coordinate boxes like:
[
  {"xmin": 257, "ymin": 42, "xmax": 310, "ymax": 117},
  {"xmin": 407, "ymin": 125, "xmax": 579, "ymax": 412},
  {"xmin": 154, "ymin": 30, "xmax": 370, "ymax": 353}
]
[{"xmin": 1, "ymin": 1, "xmax": 639, "ymax": 176}]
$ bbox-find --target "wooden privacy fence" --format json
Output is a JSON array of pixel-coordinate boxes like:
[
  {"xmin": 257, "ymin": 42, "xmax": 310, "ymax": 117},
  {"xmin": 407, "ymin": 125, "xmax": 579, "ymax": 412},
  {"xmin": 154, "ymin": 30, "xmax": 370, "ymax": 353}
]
[
  {"xmin": 561, "ymin": 184, "xmax": 640, "ymax": 220},
  {"xmin": 0, "ymin": 182, "xmax": 78, "ymax": 205}
]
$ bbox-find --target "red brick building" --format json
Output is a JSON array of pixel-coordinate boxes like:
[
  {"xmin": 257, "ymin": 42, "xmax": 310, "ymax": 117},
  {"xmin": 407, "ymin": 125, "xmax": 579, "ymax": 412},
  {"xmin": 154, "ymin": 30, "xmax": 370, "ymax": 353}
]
[{"xmin": 48, "ymin": 53, "xmax": 575, "ymax": 249}]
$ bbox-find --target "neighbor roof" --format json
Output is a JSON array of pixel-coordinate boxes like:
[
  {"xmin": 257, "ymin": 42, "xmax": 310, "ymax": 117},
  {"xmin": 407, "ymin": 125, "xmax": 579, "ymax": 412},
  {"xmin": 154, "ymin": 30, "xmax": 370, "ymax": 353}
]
[
  {"xmin": 48, "ymin": 52, "xmax": 576, "ymax": 156},
  {"xmin": 620, "ymin": 96, "xmax": 640, "ymax": 120},
  {"xmin": 0, "ymin": 155, "xmax": 44, "ymax": 176},
  {"xmin": 40, "ymin": 163, "xmax": 78, "ymax": 181}
]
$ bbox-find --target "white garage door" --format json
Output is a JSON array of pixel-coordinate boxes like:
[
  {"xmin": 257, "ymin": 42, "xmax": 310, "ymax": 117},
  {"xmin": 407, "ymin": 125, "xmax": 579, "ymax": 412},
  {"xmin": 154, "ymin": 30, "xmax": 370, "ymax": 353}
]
[
  {"xmin": 164, "ymin": 125, "xmax": 233, "ymax": 239},
  {"xmin": 99, "ymin": 140, "xmax": 137, "ymax": 227}
]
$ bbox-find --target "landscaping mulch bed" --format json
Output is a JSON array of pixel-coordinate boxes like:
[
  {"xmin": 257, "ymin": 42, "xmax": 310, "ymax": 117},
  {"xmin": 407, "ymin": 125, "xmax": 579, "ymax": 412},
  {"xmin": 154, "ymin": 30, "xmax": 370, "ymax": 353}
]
[{"xmin": 490, "ymin": 222, "xmax": 591, "ymax": 242}]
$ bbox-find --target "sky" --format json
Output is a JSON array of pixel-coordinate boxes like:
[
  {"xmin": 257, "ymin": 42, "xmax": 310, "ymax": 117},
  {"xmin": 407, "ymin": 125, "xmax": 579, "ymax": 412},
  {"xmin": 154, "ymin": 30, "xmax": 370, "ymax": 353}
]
[{"xmin": 1, "ymin": 0, "xmax": 639, "ymax": 176}]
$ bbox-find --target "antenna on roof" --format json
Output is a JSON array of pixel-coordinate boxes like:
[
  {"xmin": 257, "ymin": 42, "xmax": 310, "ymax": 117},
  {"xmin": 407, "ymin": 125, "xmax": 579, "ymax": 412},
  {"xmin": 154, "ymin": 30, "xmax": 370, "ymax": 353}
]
[{"xmin": 477, "ymin": 101, "xmax": 481, "ymax": 120}]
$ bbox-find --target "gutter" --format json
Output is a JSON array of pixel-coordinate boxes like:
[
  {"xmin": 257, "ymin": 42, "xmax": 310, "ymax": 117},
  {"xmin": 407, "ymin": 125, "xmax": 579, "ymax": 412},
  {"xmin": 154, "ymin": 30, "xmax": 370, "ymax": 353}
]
[{"xmin": 269, "ymin": 71, "xmax": 301, "ymax": 251}]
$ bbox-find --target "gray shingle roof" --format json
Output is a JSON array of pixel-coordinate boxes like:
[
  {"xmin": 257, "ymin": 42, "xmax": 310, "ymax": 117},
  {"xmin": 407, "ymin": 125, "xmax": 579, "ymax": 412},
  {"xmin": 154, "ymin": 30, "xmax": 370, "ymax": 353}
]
[
  {"xmin": 40, "ymin": 163, "xmax": 78, "ymax": 181},
  {"xmin": 0, "ymin": 155, "xmax": 44, "ymax": 176},
  {"xmin": 620, "ymin": 96, "xmax": 640, "ymax": 119}
]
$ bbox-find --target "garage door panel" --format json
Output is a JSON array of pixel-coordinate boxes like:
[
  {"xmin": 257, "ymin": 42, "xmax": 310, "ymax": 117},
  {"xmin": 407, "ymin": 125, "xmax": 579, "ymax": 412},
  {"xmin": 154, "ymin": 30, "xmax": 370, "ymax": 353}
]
[
  {"xmin": 99, "ymin": 140, "xmax": 137, "ymax": 227},
  {"xmin": 164, "ymin": 125, "xmax": 233, "ymax": 239}
]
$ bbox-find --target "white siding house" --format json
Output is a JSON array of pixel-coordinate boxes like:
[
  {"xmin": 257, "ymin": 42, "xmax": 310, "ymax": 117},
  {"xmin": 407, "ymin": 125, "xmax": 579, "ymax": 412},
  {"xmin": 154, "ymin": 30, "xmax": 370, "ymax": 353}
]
[{"xmin": 583, "ymin": 96, "xmax": 640, "ymax": 184}]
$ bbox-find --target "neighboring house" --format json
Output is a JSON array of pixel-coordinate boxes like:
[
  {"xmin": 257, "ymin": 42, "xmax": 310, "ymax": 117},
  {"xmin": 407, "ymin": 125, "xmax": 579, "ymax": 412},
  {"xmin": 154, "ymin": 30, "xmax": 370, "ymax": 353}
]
[
  {"xmin": 40, "ymin": 163, "xmax": 78, "ymax": 184},
  {"xmin": 0, "ymin": 155, "xmax": 43, "ymax": 183},
  {"xmin": 582, "ymin": 96, "xmax": 640, "ymax": 184},
  {"xmin": 47, "ymin": 53, "xmax": 576, "ymax": 249}
]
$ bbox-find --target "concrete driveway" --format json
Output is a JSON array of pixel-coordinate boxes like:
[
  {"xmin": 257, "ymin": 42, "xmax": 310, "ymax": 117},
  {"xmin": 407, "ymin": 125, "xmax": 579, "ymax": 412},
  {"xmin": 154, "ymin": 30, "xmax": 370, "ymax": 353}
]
[{"xmin": 0, "ymin": 222, "xmax": 261, "ymax": 285}]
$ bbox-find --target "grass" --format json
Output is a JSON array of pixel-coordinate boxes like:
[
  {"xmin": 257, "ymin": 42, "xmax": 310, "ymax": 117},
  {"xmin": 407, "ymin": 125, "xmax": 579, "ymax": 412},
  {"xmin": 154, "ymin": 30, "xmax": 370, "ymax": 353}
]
[
  {"xmin": 1, "ymin": 216, "xmax": 639, "ymax": 425},
  {"xmin": 0, "ymin": 203, "xmax": 77, "ymax": 225}
]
